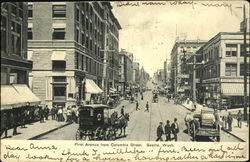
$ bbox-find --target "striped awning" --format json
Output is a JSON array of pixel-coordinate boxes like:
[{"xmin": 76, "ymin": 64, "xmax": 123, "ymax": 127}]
[
  {"xmin": 85, "ymin": 79, "xmax": 103, "ymax": 94},
  {"xmin": 221, "ymin": 83, "xmax": 249, "ymax": 96}
]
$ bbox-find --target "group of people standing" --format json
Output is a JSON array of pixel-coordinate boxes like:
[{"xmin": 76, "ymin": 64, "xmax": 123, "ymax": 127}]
[
  {"xmin": 156, "ymin": 118, "xmax": 179, "ymax": 141},
  {"xmin": 221, "ymin": 110, "xmax": 242, "ymax": 131}
]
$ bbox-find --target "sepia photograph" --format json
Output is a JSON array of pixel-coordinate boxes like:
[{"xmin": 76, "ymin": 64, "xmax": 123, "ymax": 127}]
[{"xmin": 0, "ymin": 0, "xmax": 249, "ymax": 161}]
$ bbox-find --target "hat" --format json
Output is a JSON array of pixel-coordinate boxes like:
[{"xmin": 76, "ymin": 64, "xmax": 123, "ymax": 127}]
[{"xmin": 160, "ymin": 122, "xmax": 163, "ymax": 124}]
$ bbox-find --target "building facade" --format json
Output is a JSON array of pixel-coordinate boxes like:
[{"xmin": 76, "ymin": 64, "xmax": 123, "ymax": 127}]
[
  {"xmin": 1, "ymin": 2, "xmax": 31, "ymax": 85},
  {"xmin": 28, "ymin": 2, "xmax": 120, "ymax": 107},
  {"xmin": 132, "ymin": 62, "xmax": 140, "ymax": 85},
  {"xmin": 170, "ymin": 40, "xmax": 206, "ymax": 96},
  {"xmin": 196, "ymin": 32, "xmax": 250, "ymax": 108},
  {"xmin": 163, "ymin": 59, "xmax": 171, "ymax": 91},
  {"xmin": 118, "ymin": 49, "xmax": 133, "ymax": 93},
  {"xmin": 1, "ymin": 2, "xmax": 40, "ymax": 121}
]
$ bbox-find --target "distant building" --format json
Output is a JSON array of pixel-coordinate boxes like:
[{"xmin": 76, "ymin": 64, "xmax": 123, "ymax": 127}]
[
  {"xmin": 132, "ymin": 62, "xmax": 140, "ymax": 85},
  {"xmin": 163, "ymin": 59, "xmax": 171, "ymax": 90},
  {"xmin": 118, "ymin": 49, "xmax": 133, "ymax": 93},
  {"xmin": 196, "ymin": 32, "xmax": 249, "ymax": 108},
  {"xmin": 170, "ymin": 39, "xmax": 206, "ymax": 96}
]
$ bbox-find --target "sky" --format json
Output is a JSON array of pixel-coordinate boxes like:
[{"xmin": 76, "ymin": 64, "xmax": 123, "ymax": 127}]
[{"xmin": 111, "ymin": 0, "xmax": 249, "ymax": 76}]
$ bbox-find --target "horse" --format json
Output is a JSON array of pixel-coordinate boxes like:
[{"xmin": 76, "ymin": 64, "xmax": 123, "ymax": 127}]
[
  {"xmin": 110, "ymin": 112, "xmax": 130, "ymax": 137},
  {"xmin": 184, "ymin": 113, "xmax": 194, "ymax": 135}
]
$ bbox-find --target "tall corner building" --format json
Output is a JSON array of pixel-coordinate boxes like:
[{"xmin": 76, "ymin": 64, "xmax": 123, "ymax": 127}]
[{"xmin": 27, "ymin": 2, "xmax": 121, "ymax": 107}]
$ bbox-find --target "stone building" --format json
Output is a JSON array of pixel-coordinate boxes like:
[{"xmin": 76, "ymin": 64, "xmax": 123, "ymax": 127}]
[{"xmin": 27, "ymin": 2, "xmax": 120, "ymax": 107}]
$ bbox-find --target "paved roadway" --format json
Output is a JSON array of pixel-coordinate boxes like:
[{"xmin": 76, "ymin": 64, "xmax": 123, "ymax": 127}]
[{"xmin": 37, "ymin": 82, "xmax": 240, "ymax": 142}]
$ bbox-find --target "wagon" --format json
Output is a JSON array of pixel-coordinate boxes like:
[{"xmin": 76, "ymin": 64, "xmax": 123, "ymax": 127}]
[
  {"xmin": 152, "ymin": 93, "xmax": 158, "ymax": 103},
  {"xmin": 75, "ymin": 104, "xmax": 117, "ymax": 140},
  {"xmin": 190, "ymin": 109, "xmax": 220, "ymax": 141}
]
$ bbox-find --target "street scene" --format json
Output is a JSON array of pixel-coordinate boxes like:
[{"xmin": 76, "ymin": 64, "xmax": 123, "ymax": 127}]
[{"xmin": 1, "ymin": 1, "xmax": 249, "ymax": 142}]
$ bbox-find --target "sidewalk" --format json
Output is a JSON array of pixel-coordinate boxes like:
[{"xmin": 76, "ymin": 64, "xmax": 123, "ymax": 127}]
[
  {"xmin": 1, "ymin": 119, "xmax": 72, "ymax": 140},
  {"xmin": 181, "ymin": 101, "xmax": 249, "ymax": 142}
]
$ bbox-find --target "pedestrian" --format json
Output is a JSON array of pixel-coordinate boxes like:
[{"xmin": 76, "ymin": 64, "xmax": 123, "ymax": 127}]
[
  {"xmin": 136, "ymin": 101, "xmax": 140, "ymax": 111},
  {"xmin": 12, "ymin": 111, "xmax": 18, "ymax": 136},
  {"xmin": 171, "ymin": 118, "xmax": 179, "ymax": 141},
  {"xmin": 227, "ymin": 112, "xmax": 233, "ymax": 131},
  {"xmin": 141, "ymin": 94, "xmax": 144, "ymax": 100},
  {"xmin": 44, "ymin": 105, "xmax": 49, "ymax": 120},
  {"xmin": 51, "ymin": 106, "xmax": 55, "ymax": 120},
  {"xmin": 237, "ymin": 110, "xmax": 242, "ymax": 128},
  {"xmin": 1, "ymin": 113, "xmax": 8, "ymax": 138},
  {"xmin": 58, "ymin": 107, "xmax": 63, "ymax": 122},
  {"xmin": 145, "ymin": 101, "xmax": 149, "ymax": 112},
  {"xmin": 21, "ymin": 110, "xmax": 26, "ymax": 128},
  {"xmin": 55, "ymin": 106, "xmax": 59, "ymax": 121},
  {"xmin": 39, "ymin": 106, "xmax": 44, "ymax": 123},
  {"xmin": 165, "ymin": 120, "xmax": 171, "ymax": 141},
  {"xmin": 66, "ymin": 106, "xmax": 72, "ymax": 122},
  {"xmin": 119, "ymin": 105, "xmax": 124, "ymax": 118},
  {"xmin": 167, "ymin": 94, "xmax": 171, "ymax": 102},
  {"xmin": 156, "ymin": 122, "xmax": 164, "ymax": 141}
]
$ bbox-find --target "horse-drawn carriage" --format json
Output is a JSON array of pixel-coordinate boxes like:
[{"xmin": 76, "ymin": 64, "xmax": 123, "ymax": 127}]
[
  {"xmin": 75, "ymin": 104, "xmax": 129, "ymax": 140},
  {"xmin": 185, "ymin": 109, "xmax": 220, "ymax": 141},
  {"xmin": 152, "ymin": 93, "xmax": 158, "ymax": 103}
]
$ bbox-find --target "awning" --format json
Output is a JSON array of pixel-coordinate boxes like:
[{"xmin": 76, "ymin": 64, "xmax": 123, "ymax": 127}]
[
  {"xmin": 51, "ymin": 51, "xmax": 66, "ymax": 60},
  {"xmin": 1, "ymin": 85, "xmax": 27, "ymax": 110},
  {"xmin": 12, "ymin": 84, "xmax": 41, "ymax": 106},
  {"xmin": 221, "ymin": 83, "xmax": 249, "ymax": 96},
  {"xmin": 85, "ymin": 79, "xmax": 103, "ymax": 94}
]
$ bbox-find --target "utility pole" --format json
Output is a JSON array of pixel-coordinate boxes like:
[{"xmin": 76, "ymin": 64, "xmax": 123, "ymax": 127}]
[
  {"xmin": 243, "ymin": 4, "xmax": 248, "ymax": 120},
  {"xmin": 193, "ymin": 55, "xmax": 196, "ymax": 104}
]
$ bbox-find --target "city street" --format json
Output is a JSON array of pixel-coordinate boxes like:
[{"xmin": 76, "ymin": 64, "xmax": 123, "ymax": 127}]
[{"xmin": 36, "ymin": 81, "xmax": 240, "ymax": 142}]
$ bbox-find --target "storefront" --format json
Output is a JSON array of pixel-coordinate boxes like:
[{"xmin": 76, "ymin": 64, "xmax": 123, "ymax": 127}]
[{"xmin": 85, "ymin": 79, "xmax": 103, "ymax": 104}]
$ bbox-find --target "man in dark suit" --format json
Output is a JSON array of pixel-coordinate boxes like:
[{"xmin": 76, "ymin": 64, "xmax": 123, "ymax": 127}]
[
  {"xmin": 1, "ymin": 113, "xmax": 8, "ymax": 138},
  {"xmin": 156, "ymin": 122, "xmax": 164, "ymax": 141},
  {"xmin": 171, "ymin": 118, "xmax": 179, "ymax": 141},
  {"xmin": 165, "ymin": 120, "xmax": 171, "ymax": 141}
]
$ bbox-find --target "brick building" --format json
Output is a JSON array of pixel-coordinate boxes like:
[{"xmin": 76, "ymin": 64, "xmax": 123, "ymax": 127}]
[
  {"xmin": 1, "ymin": 2, "xmax": 40, "ymax": 117},
  {"xmin": 196, "ymin": 32, "xmax": 250, "ymax": 108},
  {"xmin": 27, "ymin": 2, "xmax": 120, "ymax": 107}
]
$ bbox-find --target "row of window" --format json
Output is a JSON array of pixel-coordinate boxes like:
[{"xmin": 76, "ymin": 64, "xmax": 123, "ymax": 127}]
[
  {"xmin": 203, "ymin": 44, "xmax": 250, "ymax": 63},
  {"xmin": 28, "ymin": 5, "xmax": 66, "ymax": 18},
  {"xmin": 2, "ymin": 2, "xmax": 24, "ymax": 19},
  {"xmin": 75, "ymin": 52, "xmax": 103, "ymax": 76},
  {"xmin": 1, "ymin": 15, "xmax": 22, "ymax": 56},
  {"xmin": 225, "ymin": 63, "xmax": 250, "ymax": 76}
]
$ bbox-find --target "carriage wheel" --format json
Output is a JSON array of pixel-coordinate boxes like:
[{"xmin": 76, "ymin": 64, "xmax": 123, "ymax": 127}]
[
  {"xmin": 76, "ymin": 129, "xmax": 88, "ymax": 140},
  {"xmin": 93, "ymin": 127, "xmax": 103, "ymax": 140},
  {"xmin": 75, "ymin": 129, "xmax": 82, "ymax": 140}
]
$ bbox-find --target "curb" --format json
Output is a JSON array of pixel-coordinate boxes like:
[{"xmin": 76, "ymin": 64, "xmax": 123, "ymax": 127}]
[
  {"xmin": 28, "ymin": 122, "xmax": 73, "ymax": 140},
  {"xmin": 181, "ymin": 104, "xmax": 246, "ymax": 142},
  {"xmin": 221, "ymin": 129, "xmax": 245, "ymax": 142}
]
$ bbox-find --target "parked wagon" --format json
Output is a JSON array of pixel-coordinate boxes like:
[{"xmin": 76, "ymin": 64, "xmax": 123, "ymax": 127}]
[{"xmin": 187, "ymin": 109, "xmax": 220, "ymax": 141}]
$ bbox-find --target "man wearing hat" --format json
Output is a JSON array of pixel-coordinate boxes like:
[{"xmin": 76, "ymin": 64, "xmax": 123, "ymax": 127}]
[{"xmin": 156, "ymin": 122, "xmax": 164, "ymax": 141}]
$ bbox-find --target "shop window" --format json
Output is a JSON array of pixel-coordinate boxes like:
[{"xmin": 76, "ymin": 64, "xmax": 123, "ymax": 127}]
[
  {"xmin": 52, "ymin": 28, "xmax": 65, "ymax": 40},
  {"xmin": 52, "ymin": 61, "xmax": 66, "ymax": 71},
  {"xmin": 225, "ymin": 63, "xmax": 237, "ymax": 76},
  {"xmin": 225, "ymin": 44, "xmax": 237, "ymax": 57},
  {"xmin": 10, "ymin": 22, "xmax": 22, "ymax": 56},
  {"xmin": 52, "ymin": 5, "xmax": 66, "ymax": 18},
  {"xmin": 28, "ymin": 28, "xmax": 33, "ymax": 39},
  {"xmin": 240, "ymin": 63, "xmax": 250, "ymax": 76},
  {"xmin": 28, "ymin": 5, "xmax": 33, "ymax": 18}
]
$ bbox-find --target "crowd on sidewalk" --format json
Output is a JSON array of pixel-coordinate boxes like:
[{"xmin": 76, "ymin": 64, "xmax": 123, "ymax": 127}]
[{"xmin": 1, "ymin": 104, "xmax": 79, "ymax": 139}]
